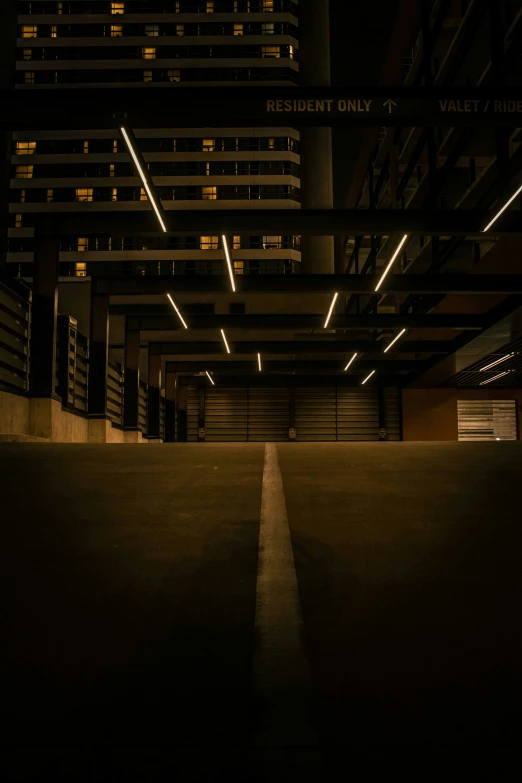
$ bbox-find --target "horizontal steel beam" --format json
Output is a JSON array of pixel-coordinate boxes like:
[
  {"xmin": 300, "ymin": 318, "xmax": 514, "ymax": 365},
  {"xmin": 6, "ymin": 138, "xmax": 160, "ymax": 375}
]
[
  {"xmin": 165, "ymin": 360, "xmax": 419, "ymax": 374},
  {"xmin": 4, "ymin": 86, "xmax": 522, "ymax": 129},
  {"xmin": 130, "ymin": 313, "xmax": 485, "ymax": 330},
  {"xmin": 105, "ymin": 273, "xmax": 522, "ymax": 298},
  {"xmin": 30, "ymin": 210, "xmax": 521, "ymax": 238},
  {"xmin": 151, "ymin": 340, "xmax": 452, "ymax": 355}
]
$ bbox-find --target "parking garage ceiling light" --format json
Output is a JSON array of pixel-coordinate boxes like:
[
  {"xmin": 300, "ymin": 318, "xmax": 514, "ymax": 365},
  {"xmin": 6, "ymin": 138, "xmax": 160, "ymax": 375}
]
[
  {"xmin": 361, "ymin": 370, "xmax": 376, "ymax": 385},
  {"xmin": 324, "ymin": 292, "xmax": 339, "ymax": 329},
  {"xmin": 222, "ymin": 235, "xmax": 236, "ymax": 293},
  {"xmin": 344, "ymin": 352, "xmax": 358, "ymax": 371},
  {"xmin": 221, "ymin": 329, "xmax": 231, "ymax": 354},
  {"xmin": 375, "ymin": 234, "xmax": 409, "ymax": 292},
  {"xmin": 384, "ymin": 328, "xmax": 407, "ymax": 353},
  {"xmin": 120, "ymin": 127, "xmax": 167, "ymax": 233},
  {"xmin": 205, "ymin": 371, "xmax": 215, "ymax": 385},
  {"xmin": 479, "ymin": 352, "xmax": 515, "ymax": 372},
  {"xmin": 479, "ymin": 370, "xmax": 513, "ymax": 385},
  {"xmin": 483, "ymin": 183, "xmax": 522, "ymax": 232},
  {"xmin": 258, "ymin": 352, "xmax": 262, "ymax": 372},
  {"xmin": 166, "ymin": 293, "xmax": 188, "ymax": 329}
]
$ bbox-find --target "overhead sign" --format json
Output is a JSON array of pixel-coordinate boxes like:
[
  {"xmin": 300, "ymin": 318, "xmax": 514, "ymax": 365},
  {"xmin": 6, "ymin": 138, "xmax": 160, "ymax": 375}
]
[{"xmin": 3, "ymin": 87, "xmax": 522, "ymax": 130}]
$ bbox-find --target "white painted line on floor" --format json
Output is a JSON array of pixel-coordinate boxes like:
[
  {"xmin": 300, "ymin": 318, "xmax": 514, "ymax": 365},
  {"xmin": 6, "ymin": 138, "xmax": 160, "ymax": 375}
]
[{"xmin": 253, "ymin": 442, "xmax": 316, "ymax": 747}]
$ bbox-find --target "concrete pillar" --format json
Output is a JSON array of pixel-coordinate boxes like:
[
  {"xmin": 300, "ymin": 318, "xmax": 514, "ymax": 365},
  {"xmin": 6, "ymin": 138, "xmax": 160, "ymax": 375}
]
[
  {"xmin": 177, "ymin": 377, "xmax": 188, "ymax": 442},
  {"xmin": 147, "ymin": 345, "xmax": 162, "ymax": 440},
  {"xmin": 164, "ymin": 371, "xmax": 176, "ymax": 442},
  {"xmin": 30, "ymin": 236, "xmax": 59, "ymax": 398},
  {"xmin": 299, "ymin": 0, "xmax": 334, "ymax": 274},
  {"xmin": 88, "ymin": 291, "xmax": 109, "ymax": 417},
  {"xmin": 123, "ymin": 319, "xmax": 140, "ymax": 430}
]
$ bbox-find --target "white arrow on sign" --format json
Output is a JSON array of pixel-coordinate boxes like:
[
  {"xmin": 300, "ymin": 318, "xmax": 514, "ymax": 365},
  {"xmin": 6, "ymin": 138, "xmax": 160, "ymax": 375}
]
[{"xmin": 383, "ymin": 99, "xmax": 398, "ymax": 114}]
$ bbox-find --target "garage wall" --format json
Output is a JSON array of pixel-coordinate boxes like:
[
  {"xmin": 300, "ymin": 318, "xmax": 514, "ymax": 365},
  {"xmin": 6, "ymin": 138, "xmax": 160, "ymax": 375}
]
[{"xmin": 403, "ymin": 388, "xmax": 522, "ymax": 441}]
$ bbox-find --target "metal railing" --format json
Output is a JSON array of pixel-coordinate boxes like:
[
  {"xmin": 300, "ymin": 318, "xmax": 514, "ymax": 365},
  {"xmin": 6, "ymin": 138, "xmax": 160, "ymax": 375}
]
[
  {"xmin": 0, "ymin": 279, "xmax": 31, "ymax": 393},
  {"xmin": 56, "ymin": 315, "xmax": 88, "ymax": 414},
  {"xmin": 138, "ymin": 380, "xmax": 148, "ymax": 433},
  {"xmin": 107, "ymin": 359, "xmax": 124, "ymax": 425}
]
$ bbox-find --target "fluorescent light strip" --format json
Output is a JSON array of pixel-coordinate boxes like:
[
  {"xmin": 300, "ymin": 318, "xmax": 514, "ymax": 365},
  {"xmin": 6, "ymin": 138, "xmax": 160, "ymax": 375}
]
[
  {"xmin": 343, "ymin": 352, "xmax": 358, "ymax": 372},
  {"xmin": 483, "ymin": 183, "xmax": 522, "ymax": 232},
  {"xmin": 120, "ymin": 126, "xmax": 167, "ymax": 233},
  {"xmin": 384, "ymin": 328, "xmax": 407, "ymax": 353},
  {"xmin": 221, "ymin": 329, "xmax": 231, "ymax": 354},
  {"xmin": 205, "ymin": 371, "xmax": 215, "ymax": 385},
  {"xmin": 166, "ymin": 293, "xmax": 188, "ymax": 330},
  {"xmin": 222, "ymin": 234, "xmax": 236, "ymax": 293},
  {"xmin": 324, "ymin": 292, "xmax": 339, "ymax": 329},
  {"xmin": 258, "ymin": 352, "xmax": 262, "ymax": 372},
  {"xmin": 479, "ymin": 352, "xmax": 515, "ymax": 372},
  {"xmin": 361, "ymin": 370, "xmax": 376, "ymax": 385},
  {"xmin": 479, "ymin": 370, "xmax": 513, "ymax": 385},
  {"xmin": 375, "ymin": 234, "xmax": 409, "ymax": 292}
]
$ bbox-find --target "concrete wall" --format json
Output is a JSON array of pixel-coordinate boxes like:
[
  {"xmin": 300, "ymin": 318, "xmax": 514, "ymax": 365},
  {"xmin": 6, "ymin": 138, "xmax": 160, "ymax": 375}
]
[
  {"xmin": 403, "ymin": 388, "xmax": 522, "ymax": 441},
  {"xmin": 0, "ymin": 389, "xmax": 30, "ymax": 435}
]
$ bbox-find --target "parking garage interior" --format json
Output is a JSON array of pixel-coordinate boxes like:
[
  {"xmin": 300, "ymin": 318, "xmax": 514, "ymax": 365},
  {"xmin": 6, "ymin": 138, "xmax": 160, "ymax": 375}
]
[{"xmin": 1, "ymin": 0, "xmax": 522, "ymax": 780}]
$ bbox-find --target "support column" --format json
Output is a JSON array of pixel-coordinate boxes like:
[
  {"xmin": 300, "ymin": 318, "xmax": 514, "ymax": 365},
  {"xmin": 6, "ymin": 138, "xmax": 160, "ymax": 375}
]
[
  {"xmin": 147, "ymin": 344, "xmax": 162, "ymax": 440},
  {"xmin": 88, "ymin": 290, "xmax": 109, "ymax": 417},
  {"xmin": 30, "ymin": 236, "xmax": 59, "ymax": 398},
  {"xmin": 299, "ymin": 0, "xmax": 334, "ymax": 274},
  {"xmin": 123, "ymin": 318, "xmax": 140, "ymax": 431},
  {"xmin": 197, "ymin": 381, "xmax": 205, "ymax": 442},
  {"xmin": 177, "ymin": 377, "xmax": 188, "ymax": 442},
  {"xmin": 164, "ymin": 371, "xmax": 177, "ymax": 443}
]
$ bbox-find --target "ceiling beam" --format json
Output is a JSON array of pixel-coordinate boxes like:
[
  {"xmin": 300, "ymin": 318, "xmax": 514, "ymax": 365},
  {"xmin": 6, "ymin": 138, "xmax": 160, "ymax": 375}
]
[
  {"xmin": 129, "ymin": 313, "xmax": 486, "ymax": 331},
  {"xmin": 149, "ymin": 339, "xmax": 452, "ymax": 355},
  {"xmin": 27, "ymin": 209, "xmax": 522, "ymax": 238},
  {"xmin": 165, "ymin": 360, "xmax": 420, "ymax": 374}
]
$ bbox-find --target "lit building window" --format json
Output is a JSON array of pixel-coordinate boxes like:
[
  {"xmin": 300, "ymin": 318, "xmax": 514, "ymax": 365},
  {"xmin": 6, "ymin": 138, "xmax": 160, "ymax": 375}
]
[
  {"xmin": 233, "ymin": 260, "xmax": 244, "ymax": 275},
  {"xmin": 172, "ymin": 139, "xmax": 177, "ymax": 151},
  {"xmin": 233, "ymin": 236, "xmax": 241, "ymax": 250},
  {"xmin": 262, "ymin": 45, "xmax": 280, "ymax": 58},
  {"xmin": 22, "ymin": 26, "xmax": 38, "ymax": 38},
  {"xmin": 203, "ymin": 138, "xmax": 215, "ymax": 151},
  {"xmin": 143, "ymin": 70, "xmax": 153, "ymax": 82},
  {"xmin": 75, "ymin": 262, "xmax": 87, "ymax": 278},
  {"xmin": 47, "ymin": 189, "xmax": 53, "ymax": 203},
  {"xmin": 112, "ymin": 188, "xmax": 118, "ymax": 201},
  {"xmin": 16, "ymin": 141, "xmax": 36, "ymax": 155},
  {"xmin": 262, "ymin": 23, "xmax": 275, "ymax": 34},
  {"xmin": 140, "ymin": 187, "xmax": 147, "ymax": 201},
  {"xmin": 289, "ymin": 45, "xmax": 295, "ymax": 59},
  {"xmin": 57, "ymin": 2, "xmax": 63, "ymax": 13},
  {"xmin": 202, "ymin": 186, "xmax": 217, "ymax": 200},
  {"xmin": 145, "ymin": 24, "xmax": 159, "ymax": 36},
  {"xmin": 77, "ymin": 238, "xmax": 89, "ymax": 251},
  {"xmin": 111, "ymin": 25, "xmax": 123, "ymax": 37},
  {"xmin": 263, "ymin": 235, "xmax": 281, "ymax": 249},
  {"xmin": 113, "ymin": 140, "xmax": 118, "ymax": 153},
  {"xmin": 111, "ymin": 2, "xmax": 124, "ymax": 14},
  {"xmin": 206, "ymin": 0, "xmax": 214, "ymax": 12},
  {"xmin": 263, "ymin": 0, "xmax": 274, "ymax": 10},
  {"xmin": 51, "ymin": 25, "xmax": 57, "ymax": 38},
  {"xmin": 268, "ymin": 137, "xmax": 275, "ymax": 149},
  {"xmin": 15, "ymin": 165, "xmax": 33, "ymax": 179},
  {"xmin": 234, "ymin": 24, "xmax": 243, "ymax": 35},
  {"xmin": 20, "ymin": 190, "xmax": 26, "ymax": 204},
  {"xmin": 23, "ymin": 49, "xmax": 32, "ymax": 60},
  {"xmin": 176, "ymin": 24, "xmax": 184, "ymax": 36},
  {"xmin": 142, "ymin": 46, "xmax": 156, "ymax": 59},
  {"xmin": 25, "ymin": 72, "xmax": 35, "ymax": 85},
  {"xmin": 168, "ymin": 69, "xmax": 180, "ymax": 82},
  {"xmin": 205, "ymin": 162, "xmax": 210, "ymax": 175},
  {"xmin": 200, "ymin": 236, "xmax": 219, "ymax": 250},
  {"xmin": 15, "ymin": 214, "xmax": 22, "ymax": 228},
  {"xmin": 76, "ymin": 188, "xmax": 93, "ymax": 202},
  {"xmin": 83, "ymin": 141, "xmax": 89, "ymax": 154},
  {"xmin": 109, "ymin": 163, "xmax": 115, "ymax": 176}
]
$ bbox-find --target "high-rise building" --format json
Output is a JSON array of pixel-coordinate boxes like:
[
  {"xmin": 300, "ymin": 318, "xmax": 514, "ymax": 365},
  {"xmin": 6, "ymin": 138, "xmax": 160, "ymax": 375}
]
[{"xmin": 9, "ymin": 0, "xmax": 303, "ymax": 279}]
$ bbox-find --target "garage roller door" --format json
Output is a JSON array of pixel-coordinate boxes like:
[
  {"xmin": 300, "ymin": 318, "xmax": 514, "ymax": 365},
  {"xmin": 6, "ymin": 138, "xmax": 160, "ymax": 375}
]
[
  {"xmin": 457, "ymin": 399, "xmax": 517, "ymax": 441},
  {"xmin": 205, "ymin": 386, "xmax": 248, "ymax": 441},
  {"xmin": 248, "ymin": 387, "xmax": 289, "ymax": 441},
  {"xmin": 295, "ymin": 387, "xmax": 337, "ymax": 441},
  {"xmin": 187, "ymin": 386, "xmax": 200, "ymax": 442},
  {"xmin": 337, "ymin": 388, "xmax": 379, "ymax": 441}
]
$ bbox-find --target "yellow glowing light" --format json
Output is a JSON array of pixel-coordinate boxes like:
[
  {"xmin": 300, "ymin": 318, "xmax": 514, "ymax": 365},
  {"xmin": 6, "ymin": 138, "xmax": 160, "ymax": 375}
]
[
  {"xmin": 221, "ymin": 329, "xmax": 231, "ymax": 354},
  {"xmin": 222, "ymin": 234, "xmax": 236, "ymax": 293},
  {"xmin": 479, "ymin": 370, "xmax": 513, "ymax": 385},
  {"xmin": 166, "ymin": 293, "xmax": 188, "ymax": 329},
  {"xmin": 324, "ymin": 292, "xmax": 339, "ymax": 329},
  {"xmin": 375, "ymin": 234, "xmax": 409, "ymax": 291},
  {"xmin": 343, "ymin": 352, "xmax": 358, "ymax": 371},
  {"xmin": 258, "ymin": 352, "xmax": 262, "ymax": 371},
  {"xmin": 479, "ymin": 353, "xmax": 515, "ymax": 372},
  {"xmin": 384, "ymin": 328, "xmax": 407, "ymax": 353},
  {"xmin": 120, "ymin": 126, "xmax": 167, "ymax": 232},
  {"xmin": 205, "ymin": 371, "xmax": 215, "ymax": 385},
  {"xmin": 483, "ymin": 184, "xmax": 522, "ymax": 232},
  {"xmin": 361, "ymin": 370, "xmax": 376, "ymax": 385}
]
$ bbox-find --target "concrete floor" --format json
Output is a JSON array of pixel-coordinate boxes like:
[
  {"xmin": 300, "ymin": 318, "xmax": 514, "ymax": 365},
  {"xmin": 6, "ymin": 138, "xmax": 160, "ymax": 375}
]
[{"xmin": 1, "ymin": 442, "xmax": 521, "ymax": 781}]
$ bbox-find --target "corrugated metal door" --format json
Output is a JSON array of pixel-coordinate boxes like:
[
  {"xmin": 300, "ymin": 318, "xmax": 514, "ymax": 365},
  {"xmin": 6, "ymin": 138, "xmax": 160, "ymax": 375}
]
[
  {"xmin": 337, "ymin": 388, "xmax": 379, "ymax": 441},
  {"xmin": 295, "ymin": 387, "xmax": 337, "ymax": 441},
  {"xmin": 187, "ymin": 386, "xmax": 200, "ymax": 442},
  {"xmin": 248, "ymin": 387, "xmax": 289, "ymax": 441},
  {"xmin": 384, "ymin": 387, "xmax": 401, "ymax": 441},
  {"xmin": 205, "ymin": 386, "xmax": 248, "ymax": 441},
  {"xmin": 457, "ymin": 399, "xmax": 517, "ymax": 441}
]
